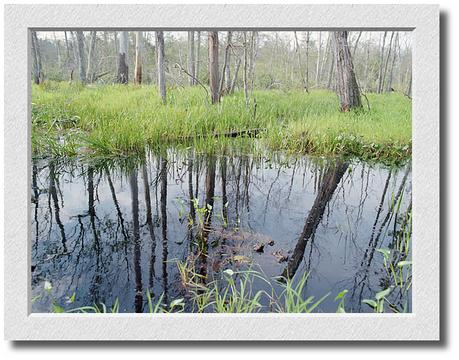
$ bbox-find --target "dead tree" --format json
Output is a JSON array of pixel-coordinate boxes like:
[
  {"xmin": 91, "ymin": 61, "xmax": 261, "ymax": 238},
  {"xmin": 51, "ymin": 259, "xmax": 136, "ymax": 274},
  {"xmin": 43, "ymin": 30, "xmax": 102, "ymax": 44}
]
[
  {"xmin": 315, "ymin": 31, "xmax": 322, "ymax": 86},
  {"xmin": 195, "ymin": 31, "xmax": 201, "ymax": 83},
  {"xmin": 134, "ymin": 31, "xmax": 142, "ymax": 85},
  {"xmin": 208, "ymin": 31, "xmax": 219, "ymax": 104},
  {"xmin": 377, "ymin": 31, "xmax": 387, "ymax": 93},
  {"xmin": 76, "ymin": 31, "xmax": 86, "ymax": 83},
  {"xmin": 156, "ymin": 31, "xmax": 166, "ymax": 103},
  {"xmin": 219, "ymin": 31, "xmax": 232, "ymax": 96},
  {"xmin": 31, "ymin": 31, "xmax": 43, "ymax": 84},
  {"xmin": 187, "ymin": 31, "xmax": 195, "ymax": 85},
  {"xmin": 117, "ymin": 31, "xmax": 129, "ymax": 84},
  {"xmin": 85, "ymin": 31, "xmax": 97, "ymax": 83},
  {"xmin": 333, "ymin": 31, "xmax": 362, "ymax": 111},
  {"xmin": 294, "ymin": 31, "xmax": 307, "ymax": 90}
]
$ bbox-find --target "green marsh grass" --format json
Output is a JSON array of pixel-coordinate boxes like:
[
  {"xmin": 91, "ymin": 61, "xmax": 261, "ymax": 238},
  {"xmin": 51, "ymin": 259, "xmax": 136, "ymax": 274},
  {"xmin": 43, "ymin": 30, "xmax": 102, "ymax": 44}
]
[{"xmin": 32, "ymin": 82, "xmax": 412, "ymax": 164}]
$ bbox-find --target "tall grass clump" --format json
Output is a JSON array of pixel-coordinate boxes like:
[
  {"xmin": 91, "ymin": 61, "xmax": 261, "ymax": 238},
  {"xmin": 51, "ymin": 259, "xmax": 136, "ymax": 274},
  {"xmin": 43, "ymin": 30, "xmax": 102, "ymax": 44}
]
[{"xmin": 32, "ymin": 82, "xmax": 411, "ymax": 164}]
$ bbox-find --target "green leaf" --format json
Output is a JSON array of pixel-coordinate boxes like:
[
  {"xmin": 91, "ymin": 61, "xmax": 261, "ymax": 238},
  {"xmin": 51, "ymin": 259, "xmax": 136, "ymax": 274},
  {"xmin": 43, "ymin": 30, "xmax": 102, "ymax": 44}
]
[
  {"xmin": 397, "ymin": 260, "xmax": 412, "ymax": 268},
  {"xmin": 362, "ymin": 299, "xmax": 377, "ymax": 308},
  {"xmin": 170, "ymin": 298, "xmax": 184, "ymax": 308},
  {"xmin": 52, "ymin": 303, "xmax": 65, "ymax": 313},
  {"xmin": 334, "ymin": 289, "xmax": 348, "ymax": 301},
  {"xmin": 376, "ymin": 248, "xmax": 390, "ymax": 259},
  {"xmin": 375, "ymin": 287, "xmax": 392, "ymax": 301}
]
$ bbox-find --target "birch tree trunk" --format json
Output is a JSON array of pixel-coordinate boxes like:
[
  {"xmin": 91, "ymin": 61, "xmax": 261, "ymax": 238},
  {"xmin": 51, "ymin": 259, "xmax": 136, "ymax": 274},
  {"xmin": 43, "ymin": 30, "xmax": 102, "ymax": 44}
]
[
  {"xmin": 156, "ymin": 31, "xmax": 166, "ymax": 103},
  {"xmin": 208, "ymin": 31, "xmax": 219, "ymax": 104},
  {"xmin": 134, "ymin": 31, "xmax": 142, "ymax": 85},
  {"xmin": 31, "ymin": 31, "xmax": 43, "ymax": 84},
  {"xmin": 117, "ymin": 31, "xmax": 129, "ymax": 84},
  {"xmin": 187, "ymin": 31, "xmax": 195, "ymax": 85},
  {"xmin": 76, "ymin": 31, "xmax": 86, "ymax": 83},
  {"xmin": 333, "ymin": 31, "xmax": 362, "ymax": 111},
  {"xmin": 86, "ymin": 31, "xmax": 97, "ymax": 83}
]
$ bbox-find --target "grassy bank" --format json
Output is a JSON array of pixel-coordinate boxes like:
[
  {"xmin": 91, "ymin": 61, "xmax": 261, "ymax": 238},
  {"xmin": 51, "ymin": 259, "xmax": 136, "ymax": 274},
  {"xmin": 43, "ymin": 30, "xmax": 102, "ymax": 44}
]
[{"xmin": 32, "ymin": 82, "xmax": 412, "ymax": 163}]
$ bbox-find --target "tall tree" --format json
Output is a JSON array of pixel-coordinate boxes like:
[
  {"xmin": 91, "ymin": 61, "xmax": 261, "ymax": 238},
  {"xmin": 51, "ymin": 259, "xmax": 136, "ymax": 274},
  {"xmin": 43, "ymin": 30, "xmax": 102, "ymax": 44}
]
[
  {"xmin": 117, "ymin": 31, "xmax": 129, "ymax": 83},
  {"xmin": 187, "ymin": 31, "xmax": 195, "ymax": 85},
  {"xmin": 333, "ymin": 31, "xmax": 362, "ymax": 111},
  {"xmin": 156, "ymin": 31, "xmax": 166, "ymax": 103},
  {"xmin": 76, "ymin": 31, "xmax": 86, "ymax": 83},
  {"xmin": 134, "ymin": 31, "xmax": 142, "ymax": 85},
  {"xmin": 208, "ymin": 31, "xmax": 219, "ymax": 104},
  {"xmin": 31, "ymin": 31, "xmax": 43, "ymax": 84}
]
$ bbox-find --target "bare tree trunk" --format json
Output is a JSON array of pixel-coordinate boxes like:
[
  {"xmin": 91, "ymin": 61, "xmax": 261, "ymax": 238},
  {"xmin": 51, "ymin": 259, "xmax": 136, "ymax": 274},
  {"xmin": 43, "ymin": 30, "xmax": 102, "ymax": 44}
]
[
  {"xmin": 327, "ymin": 45, "xmax": 335, "ymax": 90},
  {"xmin": 156, "ymin": 31, "xmax": 166, "ymax": 103},
  {"xmin": 134, "ymin": 31, "xmax": 142, "ymax": 85},
  {"xmin": 248, "ymin": 31, "xmax": 258, "ymax": 93},
  {"xmin": 208, "ymin": 31, "xmax": 219, "ymax": 104},
  {"xmin": 352, "ymin": 31, "xmax": 362, "ymax": 57},
  {"xmin": 76, "ymin": 31, "xmax": 86, "ymax": 83},
  {"xmin": 31, "ymin": 31, "xmax": 42, "ymax": 84},
  {"xmin": 187, "ymin": 31, "xmax": 195, "ymax": 85},
  {"xmin": 405, "ymin": 71, "xmax": 412, "ymax": 98},
  {"xmin": 305, "ymin": 31, "xmax": 310, "ymax": 91},
  {"xmin": 294, "ymin": 31, "xmax": 307, "ymax": 90},
  {"xmin": 333, "ymin": 31, "xmax": 362, "ymax": 111},
  {"xmin": 386, "ymin": 32, "xmax": 399, "ymax": 92},
  {"xmin": 381, "ymin": 31, "xmax": 395, "ymax": 92},
  {"xmin": 225, "ymin": 31, "xmax": 232, "ymax": 92},
  {"xmin": 219, "ymin": 31, "xmax": 232, "ymax": 96},
  {"xmin": 117, "ymin": 31, "xmax": 129, "ymax": 83},
  {"xmin": 315, "ymin": 31, "xmax": 322, "ymax": 87},
  {"xmin": 243, "ymin": 32, "xmax": 249, "ymax": 107},
  {"xmin": 86, "ymin": 31, "xmax": 97, "ymax": 83},
  {"xmin": 195, "ymin": 31, "xmax": 201, "ymax": 83},
  {"xmin": 377, "ymin": 31, "xmax": 387, "ymax": 93},
  {"xmin": 230, "ymin": 56, "xmax": 241, "ymax": 93},
  {"xmin": 319, "ymin": 33, "xmax": 332, "ymax": 83},
  {"xmin": 363, "ymin": 34, "xmax": 371, "ymax": 92}
]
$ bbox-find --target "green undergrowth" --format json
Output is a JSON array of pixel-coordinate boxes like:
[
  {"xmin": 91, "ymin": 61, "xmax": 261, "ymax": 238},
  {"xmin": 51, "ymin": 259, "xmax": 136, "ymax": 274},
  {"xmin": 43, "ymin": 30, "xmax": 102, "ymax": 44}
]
[{"xmin": 32, "ymin": 82, "xmax": 412, "ymax": 164}]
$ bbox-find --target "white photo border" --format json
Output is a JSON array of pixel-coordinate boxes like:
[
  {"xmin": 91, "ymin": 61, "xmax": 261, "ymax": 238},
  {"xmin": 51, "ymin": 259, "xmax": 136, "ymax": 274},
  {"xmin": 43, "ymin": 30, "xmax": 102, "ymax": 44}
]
[{"xmin": 4, "ymin": 4, "xmax": 439, "ymax": 341}]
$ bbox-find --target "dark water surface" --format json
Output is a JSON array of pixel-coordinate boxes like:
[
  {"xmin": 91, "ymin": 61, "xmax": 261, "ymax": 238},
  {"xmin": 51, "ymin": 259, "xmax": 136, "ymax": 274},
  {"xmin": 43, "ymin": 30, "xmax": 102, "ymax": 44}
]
[{"xmin": 31, "ymin": 150, "xmax": 411, "ymax": 313}]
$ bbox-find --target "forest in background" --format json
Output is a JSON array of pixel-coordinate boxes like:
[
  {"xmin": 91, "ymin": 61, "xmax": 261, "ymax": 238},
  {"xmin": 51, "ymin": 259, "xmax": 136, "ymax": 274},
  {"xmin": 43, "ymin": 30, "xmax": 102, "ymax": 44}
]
[{"xmin": 32, "ymin": 31, "xmax": 411, "ymax": 96}]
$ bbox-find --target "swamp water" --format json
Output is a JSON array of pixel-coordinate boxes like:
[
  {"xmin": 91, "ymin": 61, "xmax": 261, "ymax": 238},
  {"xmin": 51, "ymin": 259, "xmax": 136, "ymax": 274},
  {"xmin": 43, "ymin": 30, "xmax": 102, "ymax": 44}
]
[{"xmin": 31, "ymin": 150, "xmax": 412, "ymax": 313}]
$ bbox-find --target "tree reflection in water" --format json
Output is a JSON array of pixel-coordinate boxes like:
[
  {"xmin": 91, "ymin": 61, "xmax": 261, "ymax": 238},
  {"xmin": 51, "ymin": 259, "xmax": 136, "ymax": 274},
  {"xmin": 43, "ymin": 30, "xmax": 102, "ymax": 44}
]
[{"xmin": 31, "ymin": 150, "xmax": 411, "ymax": 313}]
